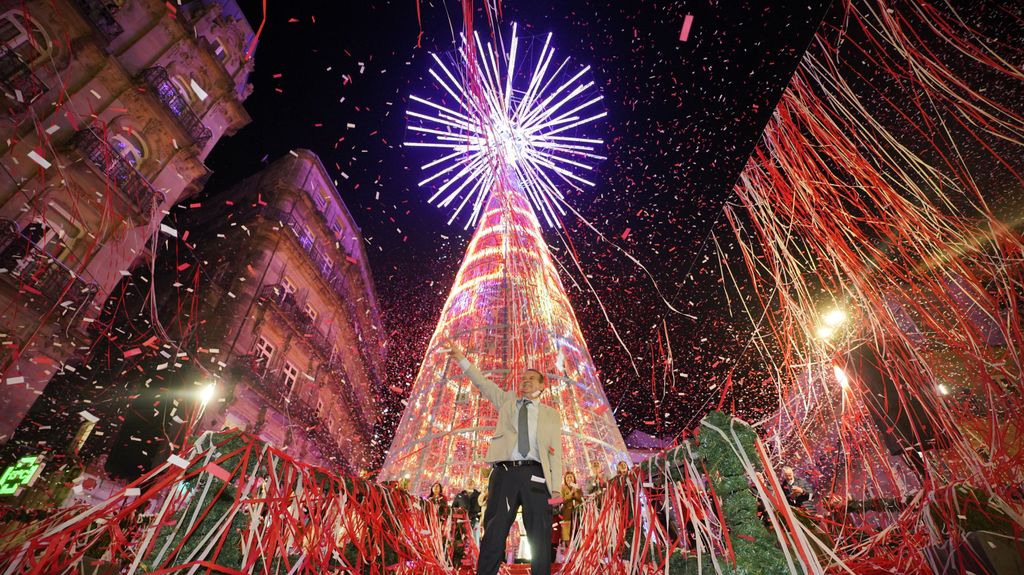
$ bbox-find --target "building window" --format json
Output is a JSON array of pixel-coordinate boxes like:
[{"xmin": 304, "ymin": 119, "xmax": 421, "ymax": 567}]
[
  {"xmin": 22, "ymin": 203, "xmax": 83, "ymax": 262},
  {"xmin": 170, "ymin": 75, "xmax": 194, "ymax": 103},
  {"xmin": 283, "ymin": 361, "xmax": 299, "ymax": 392},
  {"xmin": 0, "ymin": 11, "xmax": 51, "ymax": 65},
  {"xmin": 110, "ymin": 133, "xmax": 146, "ymax": 167},
  {"xmin": 314, "ymin": 189, "xmax": 331, "ymax": 210},
  {"xmin": 330, "ymin": 217, "xmax": 344, "ymax": 237},
  {"xmin": 212, "ymin": 37, "xmax": 230, "ymax": 63},
  {"xmin": 281, "ymin": 276, "xmax": 296, "ymax": 296},
  {"xmin": 255, "ymin": 336, "xmax": 274, "ymax": 363},
  {"xmin": 300, "ymin": 227, "xmax": 314, "ymax": 250},
  {"xmin": 304, "ymin": 303, "xmax": 317, "ymax": 322}
]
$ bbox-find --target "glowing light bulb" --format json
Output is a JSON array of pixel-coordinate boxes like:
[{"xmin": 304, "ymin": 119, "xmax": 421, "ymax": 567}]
[
  {"xmin": 833, "ymin": 365, "xmax": 850, "ymax": 389},
  {"xmin": 823, "ymin": 308, "xmax": 847, "ymax": 327},
  {"xmin": 199, "ymin": 383, "xmax": 216, "ymax": 405}
]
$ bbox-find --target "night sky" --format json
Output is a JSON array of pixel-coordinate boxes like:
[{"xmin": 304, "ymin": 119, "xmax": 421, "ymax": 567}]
[{"xmin": 203, "ymin": 0, "xmax": 831, "ymax": 467}]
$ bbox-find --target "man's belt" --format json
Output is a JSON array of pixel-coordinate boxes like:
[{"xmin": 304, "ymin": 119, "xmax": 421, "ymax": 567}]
[{"xmin": 494, "ymin": 460, "xmax": 541, "ymax": 469}]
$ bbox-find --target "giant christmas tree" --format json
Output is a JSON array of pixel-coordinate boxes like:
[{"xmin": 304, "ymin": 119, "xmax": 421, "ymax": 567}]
[{"xmin": 380, "ymin": 25, "xmax": 628, "ymax": 496}]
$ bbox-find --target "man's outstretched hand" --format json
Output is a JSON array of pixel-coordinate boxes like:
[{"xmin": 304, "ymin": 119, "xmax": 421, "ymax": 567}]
[{"xmin": 444, "ymin": 339, "xmax": 466, "ymax": 363}]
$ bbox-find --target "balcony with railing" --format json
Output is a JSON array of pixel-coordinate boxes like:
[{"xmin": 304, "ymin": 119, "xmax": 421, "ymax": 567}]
[
  {"xmin": 258, "ymin": 284, "xmax": 337, "ymax": 362},
  {"xmin": 260, "ymin": 206, "xmax": 383, "ymax": 387},
  {"xmin": 232, "ymin": 351, "xmax": 311, "ymax": 413},
  {"xmin": 320, "ymin": 367, "xmax": 373, "ymax": 436},
  {"xmin": 74, "ymin": 0, "xmax": 124, "ymax": 42},
  {"xmin": 0, "ymin": 44, "xmax": 47, "ymax": 109},
  {"xmin": 140, "ymin": 66, "xmax": 212, "ymax": 148},
  {"xmin": 72, "ymin": 128, "xmax": 164, "ymax": 216},
  {"xmin": 231, "ymin": 355, "xmax": 360, "ymax": 468},
  {"xmin": 0, "ymin": 220, "xmax": 98, "ymax": 319}
]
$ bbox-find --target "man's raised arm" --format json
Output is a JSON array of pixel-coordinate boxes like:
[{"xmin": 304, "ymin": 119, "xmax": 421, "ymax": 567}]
[{"xmin": 446, "ymin": 340, "xmax": 512, "ymax": 407}]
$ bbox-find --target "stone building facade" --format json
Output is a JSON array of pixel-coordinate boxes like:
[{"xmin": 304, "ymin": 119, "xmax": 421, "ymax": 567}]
[
  {"xmin": 180, "ymin": 149, "xmax": 384, "ymax": 471},
  {"xmin": 0, "ymin": 0, "xmax": 254, "ymax": 442}
]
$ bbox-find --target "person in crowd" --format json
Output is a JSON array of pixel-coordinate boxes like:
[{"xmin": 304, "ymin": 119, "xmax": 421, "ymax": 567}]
[
  {"xmin": 559, "ymin": 471, "xmax": 584, "ymax": 547},
  {"xmin": 616, "ymin": 460, "xmax": 630, "ymax": 480},
  {"xmin": 585, "ymin": 460, "xmax": 607, "ymax": 497},
  {"xmin": 428, "ymin": 482, "xmax": 449, "ymax": 520},
  {"xmin": 452, "ymin": 481, "xmax": 483, "ymax": 541},
  {"xmin": 780, "ymin": 466, "xmax": 812, "ymax": 508}
]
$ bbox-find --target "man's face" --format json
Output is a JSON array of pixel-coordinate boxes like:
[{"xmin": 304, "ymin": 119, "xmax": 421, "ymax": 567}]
[
  {"xmin": 519, "ymin": 369, "xmax": 546, "ymax": 397},
  {"xmin": 783, "ymin": 469, "xmax": 795, "ymax": 481}
]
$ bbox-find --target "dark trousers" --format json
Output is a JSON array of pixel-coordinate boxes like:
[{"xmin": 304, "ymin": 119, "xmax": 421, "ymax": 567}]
[{"xmin": 478, "ymin": 462, "xmax": 552, "ymax": 575}]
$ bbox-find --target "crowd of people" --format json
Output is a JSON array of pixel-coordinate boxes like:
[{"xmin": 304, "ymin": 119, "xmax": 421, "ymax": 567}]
[
  {"xmin": 410, "ymin": 460, "xmax": 817, "ymax": 567},
  {"xmin": 413, "ymin": 460, "xmax": 642, "ymax": 565}
]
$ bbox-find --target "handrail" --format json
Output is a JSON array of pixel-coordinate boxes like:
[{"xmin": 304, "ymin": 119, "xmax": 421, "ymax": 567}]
[
  {"xmin": 0, "ymin": 219, "xmax": 98, "ymax": 316},
  {"xmin": 140, "ymin": 66, "xmax": 213, "ymax": 148},
  {"xmin": 0, "ymin": 44, "xmax": 47, "ymax": 107},
  {"xmin": 72, "ymin": 128, "xmax": 164, "ymax": 216},
  {"xmin": 73, "ymin": 0, "xmax": 124, "ymax": 41}
]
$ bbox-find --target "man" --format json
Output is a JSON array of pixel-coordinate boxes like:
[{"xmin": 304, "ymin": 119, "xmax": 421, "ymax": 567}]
[
  {"xmin": 447, "ymin": 341, "xmax": 563, "ymax": 575},
  {"xmin": 780, "ymin": 466, "xmax": 812, "ymax": 509},
  {"xmin": 451, "ymin": 481, "xmax": 483, "ymax": 542}
]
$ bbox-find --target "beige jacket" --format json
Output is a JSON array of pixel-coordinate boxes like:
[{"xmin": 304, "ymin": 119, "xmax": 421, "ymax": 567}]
[{"xmin": 460, "ymin": 360, "xmax": 563, "ymax": 496}]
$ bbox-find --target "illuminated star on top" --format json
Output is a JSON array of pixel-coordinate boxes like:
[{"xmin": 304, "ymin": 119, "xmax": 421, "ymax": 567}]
[{"xmin": 405, "ymin": 23, "xmax": 607, "ymax": 228}]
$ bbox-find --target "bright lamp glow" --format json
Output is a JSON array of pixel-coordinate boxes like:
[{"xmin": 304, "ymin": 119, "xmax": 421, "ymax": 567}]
[
  {"xmin": 833, "ymin": 365, "xmax": 850, "ymax": 388},
  {"xmin": 406, "ymin": 23, "xmax": 606, "ymax": 229},
  {"xmin": 823, "ymin": 308, "xmax": 847, "ymax": 327},
  {"xmin": 199, "ymin": 384, "xmax": 216, "ymax": 406}
]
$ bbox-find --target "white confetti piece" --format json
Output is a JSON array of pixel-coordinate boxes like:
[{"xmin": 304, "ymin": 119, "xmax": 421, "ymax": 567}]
[
  {"xmin": 124, "ymin": 487, "xmax": 140, "ymax": 496},
  {"xmin": 6, "ymin": 376, "xmax": 24, "ymax": 385},
  {"xmin": 190, "ymin": 78, "xmax": 209, "ymax": 101},
  {"xmin": 79, "ymin": 410, "xmax": 99, "ymax": 423},
  {"xmin": 167, "ymin": 454, "xmax": 190, "ymax": 468},
  {"xmin": 27, "ymin": 151, "xmax": 51, "ymax": 170}
]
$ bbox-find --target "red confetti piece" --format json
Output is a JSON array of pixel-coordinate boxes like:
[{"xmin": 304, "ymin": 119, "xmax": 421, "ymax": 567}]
[
  {"xmin": 679, "ymin": 14, "xmax": 694, "ymax": 42},
  {"xmin": 204, "ymin": 463, "xmax": 231, "ymax": 482}
]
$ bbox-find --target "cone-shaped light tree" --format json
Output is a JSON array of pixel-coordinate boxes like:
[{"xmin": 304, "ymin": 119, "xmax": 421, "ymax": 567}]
[{"xmin": 380, "ymin": 24, "xmax": 628, "ymax": 496}]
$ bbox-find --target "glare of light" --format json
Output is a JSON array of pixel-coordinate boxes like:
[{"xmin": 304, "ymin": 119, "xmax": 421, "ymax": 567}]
[
  {"xmin": 405, "ymin": 23, "xmax": 605, "ymax": 228},
  {"xmin": 823, "ymin": 308, "xmax": 847, "ymax": 327},
  {"xmin": 833, "ymin": 365, "xmax": 850, "ymax": 389},
  {"xmin": 937, "ymin": 383, "xmax": 950, "ymax": 395},
  {"xmin": 199, "ymin": 383, "xmax": 216, "ymax": 406},
  {"xmin": 815, "ymin": 325, "xmax": 835, "ymax": 339}
]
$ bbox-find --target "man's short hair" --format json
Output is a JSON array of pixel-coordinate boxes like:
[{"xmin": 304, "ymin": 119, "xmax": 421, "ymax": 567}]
[{"xmin": 524, "ymin": 368, "xmax": 545, "ymax": 383}]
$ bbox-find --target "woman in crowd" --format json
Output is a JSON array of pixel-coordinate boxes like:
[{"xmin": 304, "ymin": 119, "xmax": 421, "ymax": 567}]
[
  {"xmin": 427, "ymin": 482, "xmax": 449, "ymax": 520},
  {"xmin": 559, "ymin": 472, "xmax": 584, "ymax": 549}
]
